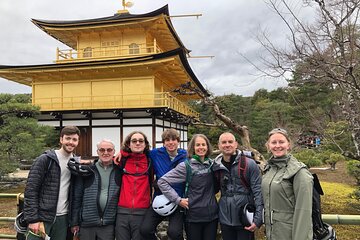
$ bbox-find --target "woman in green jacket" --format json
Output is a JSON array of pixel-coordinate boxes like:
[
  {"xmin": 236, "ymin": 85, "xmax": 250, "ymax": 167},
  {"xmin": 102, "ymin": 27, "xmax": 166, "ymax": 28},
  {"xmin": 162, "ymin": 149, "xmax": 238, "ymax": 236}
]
[{"xmin": 261, "ymin": 128, "xmax": 313, "ymax": 240}]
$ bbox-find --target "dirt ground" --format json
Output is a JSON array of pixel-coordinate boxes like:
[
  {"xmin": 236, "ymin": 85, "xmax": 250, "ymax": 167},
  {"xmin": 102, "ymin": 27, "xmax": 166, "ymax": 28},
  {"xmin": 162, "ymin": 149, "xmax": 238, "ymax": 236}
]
[
  {"xmin": 0, "ymin": 185, "xmax": 25, "ymax": 236},
  {"xmin": 310, "ymin": 160, "xmax": 357, "ymax": 186}
]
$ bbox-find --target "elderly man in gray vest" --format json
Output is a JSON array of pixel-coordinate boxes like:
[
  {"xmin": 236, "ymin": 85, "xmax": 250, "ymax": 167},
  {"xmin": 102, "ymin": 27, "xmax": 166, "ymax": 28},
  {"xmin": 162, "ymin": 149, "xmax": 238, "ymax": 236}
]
[{"xmin": 70, "ymin": 139, "xmax": 121, "ymax": 240}]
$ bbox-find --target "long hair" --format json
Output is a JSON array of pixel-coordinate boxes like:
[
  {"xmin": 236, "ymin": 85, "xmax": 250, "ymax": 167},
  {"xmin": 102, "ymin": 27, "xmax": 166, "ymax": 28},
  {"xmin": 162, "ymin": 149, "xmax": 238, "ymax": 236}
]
[
  {"xmin": 187, "ymin": 134, "xmax": 212, "ymax": 158},
  {"xmin": 121, "ymin": 131, "xmax": 150, "ymax": 154}
]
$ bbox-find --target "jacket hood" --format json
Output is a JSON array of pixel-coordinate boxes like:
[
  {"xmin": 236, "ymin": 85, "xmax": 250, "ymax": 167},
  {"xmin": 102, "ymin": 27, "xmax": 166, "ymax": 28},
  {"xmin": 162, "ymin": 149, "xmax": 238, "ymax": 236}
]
[
  {"xmin": 120, "ymin": 150, "xmax": 147, "ymax": 158},
  {"xmin": 266, "ymin": 154, "xmax": 307, "ymax": 179},
  {"xmin": 43, "ymin": 149, "xmax": 59, "ymax": 162},
  {"xmin": 189, "ymin": 156, "xmax": 213, "ymax": 166},
  {"xmin": 44, "ymin": 149, "xmax": 79, "ymax": 164},
  {"xmin": 158, "ymin": 146, "xmax": 187, "ymax": 154},
  {"xmin": 214, "ymin": 149, "xmax": 242, "ymax": 163},
  {"xmin": 213, "ymin": 149, "xmax": 242, "ymax": 171},
  {"xmin": 158, "ymin": 147, "xmax": 187, "ymax": 161}
]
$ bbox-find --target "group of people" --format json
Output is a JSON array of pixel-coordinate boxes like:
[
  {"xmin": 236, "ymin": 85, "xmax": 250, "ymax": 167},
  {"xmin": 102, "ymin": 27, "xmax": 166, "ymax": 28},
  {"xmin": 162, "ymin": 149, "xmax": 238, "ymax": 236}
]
[
  {"xmin": 297, "ymin": 135, "xmax": 321, "ymax": 148},
  {"xmin": 22, "ymin": 126, "xmax": 314, "ymax": 240}
]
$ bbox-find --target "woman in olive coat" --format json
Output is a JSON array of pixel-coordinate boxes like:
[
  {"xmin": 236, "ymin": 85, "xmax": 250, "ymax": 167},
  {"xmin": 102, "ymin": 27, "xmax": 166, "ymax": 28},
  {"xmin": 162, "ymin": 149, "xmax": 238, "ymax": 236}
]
[{"xmin": 261, "ymin": 128, "xmax": 313, "ymax": 240}]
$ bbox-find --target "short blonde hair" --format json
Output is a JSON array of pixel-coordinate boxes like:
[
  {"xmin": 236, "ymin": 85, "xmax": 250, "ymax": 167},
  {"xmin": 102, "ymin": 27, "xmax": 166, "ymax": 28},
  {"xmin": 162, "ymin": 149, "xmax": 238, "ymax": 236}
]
[
  {"xmin": 266, "ymin": 128, "xmax": 292, "ymax": 151},
  {"xmin": 268, "ymin": 128, "xmax": 290, "ymax": 141}
]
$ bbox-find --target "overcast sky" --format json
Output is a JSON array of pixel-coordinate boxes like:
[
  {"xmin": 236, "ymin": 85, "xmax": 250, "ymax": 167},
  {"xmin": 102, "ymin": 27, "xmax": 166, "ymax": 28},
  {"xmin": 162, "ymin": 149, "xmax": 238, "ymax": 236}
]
[{"xmin": 0, "ymin": 0, "xmax": 314, "ymax": 96}]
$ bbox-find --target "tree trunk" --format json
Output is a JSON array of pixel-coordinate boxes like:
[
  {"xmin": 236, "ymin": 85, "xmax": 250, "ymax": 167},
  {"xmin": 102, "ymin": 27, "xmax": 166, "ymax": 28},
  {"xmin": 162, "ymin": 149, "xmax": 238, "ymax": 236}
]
[
  {"xmin": 203, "ymin": 96, "xmax": 266, "ymax": 166},
  {"xmin": 341, "ymin": 90, "xmax": 360, "ymax": 160}
]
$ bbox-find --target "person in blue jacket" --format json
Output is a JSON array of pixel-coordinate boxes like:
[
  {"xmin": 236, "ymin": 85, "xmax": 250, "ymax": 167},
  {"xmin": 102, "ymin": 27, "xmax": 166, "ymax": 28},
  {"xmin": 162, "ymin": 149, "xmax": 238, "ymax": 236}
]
[{"xmin": 139, "ymin": 128, "xmax": 187, "ymax": 240}]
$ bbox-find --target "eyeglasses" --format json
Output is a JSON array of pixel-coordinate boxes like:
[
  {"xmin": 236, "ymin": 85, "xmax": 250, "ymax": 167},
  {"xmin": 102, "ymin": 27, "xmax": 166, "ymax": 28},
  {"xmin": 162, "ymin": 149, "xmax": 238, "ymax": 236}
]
[
  {"xmin": 98, "ymin": 148, "xmax": 114, "ymax": 153},
  {"xmin": 268, "ymin": 128, "xmax": 288, "ymax": 137},
  {"xmin": 130, "ymin": 139, "xmax": 145, "ymax": 144}
]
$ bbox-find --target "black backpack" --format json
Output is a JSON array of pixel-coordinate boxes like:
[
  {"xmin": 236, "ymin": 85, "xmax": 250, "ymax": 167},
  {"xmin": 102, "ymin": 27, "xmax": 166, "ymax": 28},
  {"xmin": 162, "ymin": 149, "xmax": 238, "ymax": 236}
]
[{"xmin": 291, "ymin": 173, "xmax": 337, "ymax": 240}]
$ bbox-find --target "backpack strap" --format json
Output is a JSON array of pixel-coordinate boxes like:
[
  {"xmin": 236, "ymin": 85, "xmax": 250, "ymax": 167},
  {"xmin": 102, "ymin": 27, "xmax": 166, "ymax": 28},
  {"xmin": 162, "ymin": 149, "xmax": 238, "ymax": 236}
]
[
  {"xmin": 313, "ymin": 173, "xmax": 324, "ymax": 195},
  {"xmin": 238, "ymin": 153, "xmax": 250, "ymax": 189},
  {"xmin": 120, "ymin": 155, "xmax": 153, "ymax": 197},
  {"xmin": 147, "ymin": 157, "xmax": 153, "ymax": 197},
  {"xmin": 121, "ymin": 156, "xmax": 151, "ymax": 176},
  {"xmin": 184, "ymin": 159, "xmax": 215, "ymax": 197},
  {"xmin": 119, "ymin": 156, "xmax": 128, "ymax": 174},
  {"xmin": 184, "ymin": 160, "xmax": 192, "ymax": 198}
]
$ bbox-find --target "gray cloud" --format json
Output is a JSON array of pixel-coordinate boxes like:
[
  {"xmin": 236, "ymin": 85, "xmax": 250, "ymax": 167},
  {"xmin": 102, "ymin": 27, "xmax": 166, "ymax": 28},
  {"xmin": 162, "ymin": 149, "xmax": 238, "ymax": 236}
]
[{"xmin": 0, "ymin": 0, "xmax": 306, "ymax": 96}]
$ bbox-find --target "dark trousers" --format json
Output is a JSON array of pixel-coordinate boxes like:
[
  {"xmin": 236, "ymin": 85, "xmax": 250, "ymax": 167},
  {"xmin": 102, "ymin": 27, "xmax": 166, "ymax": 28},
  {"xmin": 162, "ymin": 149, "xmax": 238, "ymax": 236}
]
[
  {"xmin": 140, "ymin": 207, "xmax": 184, "ymax": 240},
  {"xmin": 185, "ymin": 219, "xmax": 218, "ymax": 240},
  {"xmin": 26, "ymin": 215, "xmax": 68, "ymax": 240},
  {"xmin": 115, "ymin": 211, "xmax": 145, "ymax": 240},
  {"xmin": 78, "ymin": 225, "xmax": 114, "ymax": 240},
  {"xmin": 220, "ymin": 224, "xmax": 255, "ymax": 240}
]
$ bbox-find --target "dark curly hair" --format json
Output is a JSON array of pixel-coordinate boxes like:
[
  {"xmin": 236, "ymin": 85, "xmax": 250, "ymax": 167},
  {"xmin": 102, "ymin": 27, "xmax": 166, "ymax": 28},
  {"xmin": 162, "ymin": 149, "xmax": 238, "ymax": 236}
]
[{"xmin": 121, "ymin": 131, "xmax": 150, "ymax": 154}]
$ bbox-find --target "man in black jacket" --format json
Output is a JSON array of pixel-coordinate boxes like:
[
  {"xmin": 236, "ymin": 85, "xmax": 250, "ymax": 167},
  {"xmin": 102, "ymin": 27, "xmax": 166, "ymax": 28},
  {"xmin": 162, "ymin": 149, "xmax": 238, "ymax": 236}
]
[
  {"xmin": 214, "ymin": 132, "xmax": 263, "ymax": 240},
  {"xmin": 70, "ymin": 139, "xmax": 121, "ymax": 240},
  {"xmin": 24, "ymin": 126, "xmax": 80, "ymax": 240}
]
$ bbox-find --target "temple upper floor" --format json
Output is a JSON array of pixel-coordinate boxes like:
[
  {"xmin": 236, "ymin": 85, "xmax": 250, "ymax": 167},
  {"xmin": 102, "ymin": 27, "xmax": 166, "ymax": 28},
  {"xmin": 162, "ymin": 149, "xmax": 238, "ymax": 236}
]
[
  {"xmin": 55, "ymin": 32, "xmax": 163, "ymax": 63},
  {"xmin": 31, "ymin": 5, "xmax": 187, "ymax": 63}
]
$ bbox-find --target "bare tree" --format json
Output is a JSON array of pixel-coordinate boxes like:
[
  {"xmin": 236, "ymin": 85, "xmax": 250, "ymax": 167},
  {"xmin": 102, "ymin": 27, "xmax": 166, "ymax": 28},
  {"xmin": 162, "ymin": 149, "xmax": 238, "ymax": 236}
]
[
  {"xmin": 257, "ymin": 0, "xmax": 360, "ymax": 159},
  {"xmin": 173, "ymin": 82, "xmax": 266, "ymax": 164}
]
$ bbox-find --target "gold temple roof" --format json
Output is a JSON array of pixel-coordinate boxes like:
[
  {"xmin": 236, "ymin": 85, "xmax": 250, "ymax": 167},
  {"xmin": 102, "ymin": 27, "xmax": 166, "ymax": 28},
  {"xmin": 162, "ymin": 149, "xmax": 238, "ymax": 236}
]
[
  {"xmin": 31, "ymin": 5, "xmax": 188, "ymax": 52},
  {"xmin": 0, "ymin": 48, "xmax": 208, "ymax": 98}
]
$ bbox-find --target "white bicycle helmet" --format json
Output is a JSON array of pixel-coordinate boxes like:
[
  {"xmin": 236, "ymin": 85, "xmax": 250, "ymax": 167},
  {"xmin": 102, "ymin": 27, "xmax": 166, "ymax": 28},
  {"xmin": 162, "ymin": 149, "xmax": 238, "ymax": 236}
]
[
  {"xmin": 152, "ymin": 194, "xmax": 178, "ymax": 216},
  {"xmin": 14, "ymin": 212, "xmax": 27, "ymax": 234}
]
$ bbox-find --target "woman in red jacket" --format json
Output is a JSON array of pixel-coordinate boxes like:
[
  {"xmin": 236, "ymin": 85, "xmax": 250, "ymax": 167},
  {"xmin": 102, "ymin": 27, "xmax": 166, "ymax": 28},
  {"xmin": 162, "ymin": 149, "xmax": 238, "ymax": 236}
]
[{"xmin": 115, "ymin": 131, "xmax": 152, "ymax": 240}]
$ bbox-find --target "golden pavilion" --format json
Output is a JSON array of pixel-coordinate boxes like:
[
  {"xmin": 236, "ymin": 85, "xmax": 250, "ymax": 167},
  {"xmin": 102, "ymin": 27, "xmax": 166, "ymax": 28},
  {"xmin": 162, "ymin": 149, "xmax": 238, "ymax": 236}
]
[{"xmin": 0, "ymin": 4, "xmax": 207, "ymax": 157}]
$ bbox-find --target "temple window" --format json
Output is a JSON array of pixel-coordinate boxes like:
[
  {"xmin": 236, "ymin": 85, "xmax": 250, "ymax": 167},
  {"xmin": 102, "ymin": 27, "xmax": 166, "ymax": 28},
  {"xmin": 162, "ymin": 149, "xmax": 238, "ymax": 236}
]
[
  {"xmin": 83, "ymin": 47, "xmax": 93, "ymax": 58},
  {"xmin": 129, "ymin": 43, "xmax": 140, "ymax": 54}
]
